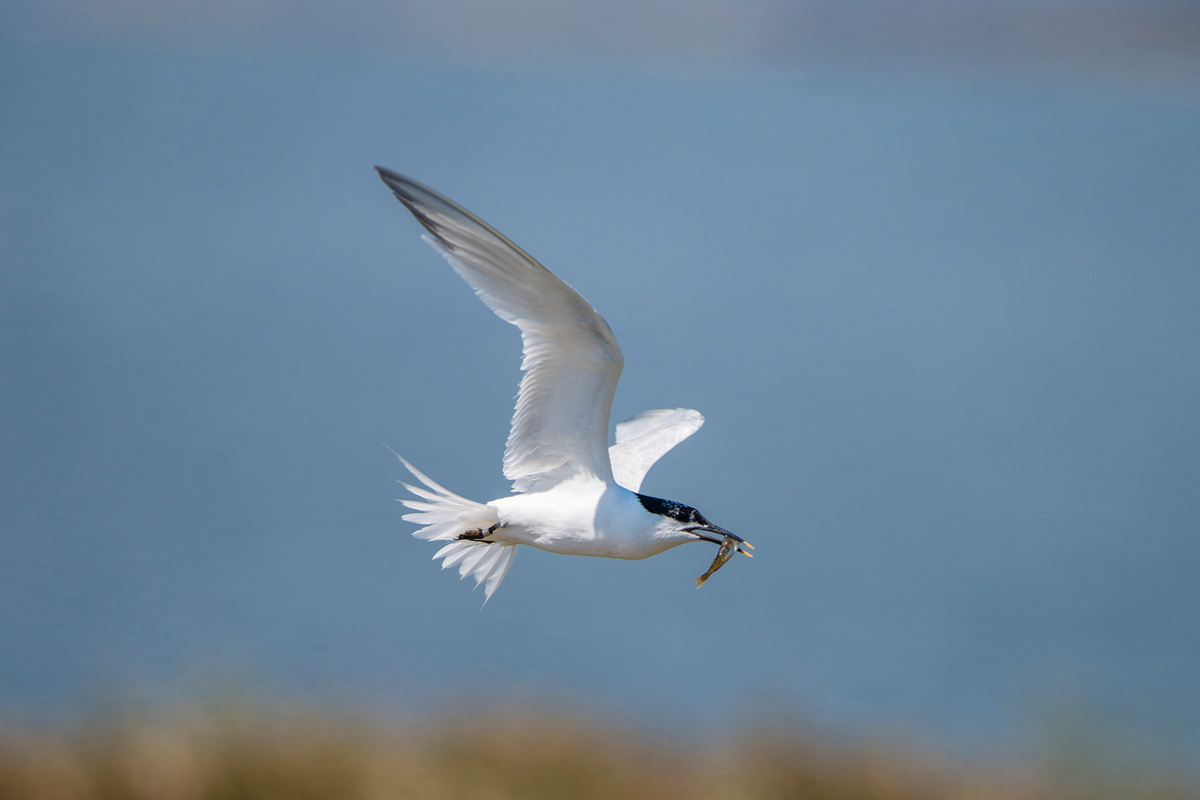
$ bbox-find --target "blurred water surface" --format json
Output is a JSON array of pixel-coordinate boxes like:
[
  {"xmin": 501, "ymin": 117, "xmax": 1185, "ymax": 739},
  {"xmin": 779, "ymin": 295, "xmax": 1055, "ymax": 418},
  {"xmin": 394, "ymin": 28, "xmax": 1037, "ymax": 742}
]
[{"xmin": 2, "ymin": 44, "xmax": 1198, "ymax": 768}]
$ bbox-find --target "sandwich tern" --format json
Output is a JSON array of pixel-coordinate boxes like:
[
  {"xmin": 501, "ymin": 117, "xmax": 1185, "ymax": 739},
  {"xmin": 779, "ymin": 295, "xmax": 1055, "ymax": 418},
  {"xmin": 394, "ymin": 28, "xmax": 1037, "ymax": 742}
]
[{"xmin": 377, "ymin": 167, "xmax": 751, "ymax": 599}]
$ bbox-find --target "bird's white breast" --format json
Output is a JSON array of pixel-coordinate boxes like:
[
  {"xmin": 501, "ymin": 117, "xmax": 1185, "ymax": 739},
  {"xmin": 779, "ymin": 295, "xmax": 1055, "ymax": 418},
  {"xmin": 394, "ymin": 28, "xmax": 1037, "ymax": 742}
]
[{"xmin": 488, "ymin": 478, "xmax": 677, "ymax": 560}]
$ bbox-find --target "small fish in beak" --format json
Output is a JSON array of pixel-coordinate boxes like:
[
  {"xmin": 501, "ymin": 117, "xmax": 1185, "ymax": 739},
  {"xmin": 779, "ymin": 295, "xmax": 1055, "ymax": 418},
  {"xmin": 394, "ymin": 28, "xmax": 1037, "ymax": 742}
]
[{"xmin": 692, "ymin": 533, "xmax": 753, "ymax": 588}]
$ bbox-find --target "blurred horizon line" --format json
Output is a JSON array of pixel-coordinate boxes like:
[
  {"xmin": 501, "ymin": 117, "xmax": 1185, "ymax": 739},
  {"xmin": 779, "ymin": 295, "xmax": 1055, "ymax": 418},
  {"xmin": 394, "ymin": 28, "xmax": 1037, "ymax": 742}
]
[{"xmin": 4, "ymin": 0, "xmax": 1199, "ymax": 76}]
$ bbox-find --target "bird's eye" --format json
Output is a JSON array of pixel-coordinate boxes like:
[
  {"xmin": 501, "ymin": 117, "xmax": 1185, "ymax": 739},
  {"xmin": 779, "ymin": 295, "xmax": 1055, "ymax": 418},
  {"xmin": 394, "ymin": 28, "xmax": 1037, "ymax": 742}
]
[{"xmin": 672, "ymin": 505, "xmax": 700, "ymax": 524}]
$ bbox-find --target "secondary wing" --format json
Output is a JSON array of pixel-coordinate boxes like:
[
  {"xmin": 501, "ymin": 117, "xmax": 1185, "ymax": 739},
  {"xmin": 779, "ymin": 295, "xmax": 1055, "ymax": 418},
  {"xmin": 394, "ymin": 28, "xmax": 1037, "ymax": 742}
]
[{"xmin": 608, "ymin": 408, "xmax": 704, "ymax": 493}]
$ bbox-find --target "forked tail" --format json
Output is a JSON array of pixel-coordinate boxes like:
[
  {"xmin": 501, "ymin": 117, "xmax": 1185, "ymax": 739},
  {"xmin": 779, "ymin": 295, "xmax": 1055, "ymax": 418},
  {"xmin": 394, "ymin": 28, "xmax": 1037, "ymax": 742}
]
[{"xmin": 392, "ymin": 453, "xmax": 518, "ymax": 601}]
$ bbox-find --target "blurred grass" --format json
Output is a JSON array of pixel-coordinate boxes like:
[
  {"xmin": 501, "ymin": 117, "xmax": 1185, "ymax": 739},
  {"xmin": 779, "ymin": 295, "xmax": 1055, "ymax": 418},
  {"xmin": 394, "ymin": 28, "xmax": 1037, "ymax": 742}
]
[{"xmin": 1, "ymin": 703, "xmax": 1195, "ymax": 800}]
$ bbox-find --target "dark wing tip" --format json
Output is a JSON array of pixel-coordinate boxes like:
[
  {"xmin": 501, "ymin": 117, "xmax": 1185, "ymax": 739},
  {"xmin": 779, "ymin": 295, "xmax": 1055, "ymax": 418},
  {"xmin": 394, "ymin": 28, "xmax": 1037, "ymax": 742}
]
[
  {"xmin": 374, "ymin": 165, "xmax": 421, "ymax": 206},
  {"xmin": 374, "ymin": 165, "xmax": 407, "ymax": 192},
  {"xmin": 372, "ymin": 166, "xmax": 548, "ymax": 269},
  {"xmin": 374, "ymin": 165, "xmax": 454, "ymax": 247}
]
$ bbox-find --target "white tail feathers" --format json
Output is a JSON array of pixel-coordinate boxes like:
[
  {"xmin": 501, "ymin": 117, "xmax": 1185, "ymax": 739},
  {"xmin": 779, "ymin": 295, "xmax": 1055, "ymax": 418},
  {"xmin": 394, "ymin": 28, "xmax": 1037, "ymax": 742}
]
[
  {"xmin": 393, "ymin": 453, "xmax": 518, "ymax": 601},
  {"xmin": 429, "ymin": 540, "xmax": 518, "ymax": 602}
]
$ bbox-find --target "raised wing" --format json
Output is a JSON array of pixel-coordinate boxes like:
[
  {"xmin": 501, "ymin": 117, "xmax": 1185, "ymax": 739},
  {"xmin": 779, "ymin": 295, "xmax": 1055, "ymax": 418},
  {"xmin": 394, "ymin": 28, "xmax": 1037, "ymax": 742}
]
[
  {"xmin": 608, "ymin": 408, "xmax": 704, "ymax": 492},
  {"xmin": 377, "ymin": 167, "xmax": 624, "ymax": 492}
]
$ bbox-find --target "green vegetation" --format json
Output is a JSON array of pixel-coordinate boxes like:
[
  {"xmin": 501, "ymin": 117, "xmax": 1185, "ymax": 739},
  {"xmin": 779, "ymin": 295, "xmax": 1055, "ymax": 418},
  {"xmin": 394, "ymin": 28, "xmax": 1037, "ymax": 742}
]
[{"xmin": 0, "ymin": 705, "xmax": 1194, "ymax": 800}]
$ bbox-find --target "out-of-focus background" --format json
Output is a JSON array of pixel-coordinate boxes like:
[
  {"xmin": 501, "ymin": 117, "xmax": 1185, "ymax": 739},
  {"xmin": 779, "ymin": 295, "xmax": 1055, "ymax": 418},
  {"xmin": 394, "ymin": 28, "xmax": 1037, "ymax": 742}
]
[{"xmin": 3, "ymin": 0, "xmax": 1199, "ymax": 793}]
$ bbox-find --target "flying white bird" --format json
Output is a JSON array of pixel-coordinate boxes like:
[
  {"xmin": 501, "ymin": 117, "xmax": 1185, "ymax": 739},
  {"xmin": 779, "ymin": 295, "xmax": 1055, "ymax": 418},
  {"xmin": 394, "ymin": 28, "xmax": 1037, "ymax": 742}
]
[{"xmin": 377, "ymin": 167, "xmax": 751, "ymax": 600}]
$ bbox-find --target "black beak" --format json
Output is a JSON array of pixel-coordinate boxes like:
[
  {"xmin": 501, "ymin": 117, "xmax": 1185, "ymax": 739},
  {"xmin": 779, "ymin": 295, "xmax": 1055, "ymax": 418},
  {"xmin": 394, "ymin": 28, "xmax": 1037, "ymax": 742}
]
[
  {"xmin": 683, "ymin": 525, "xmax": 754, "ymax": 555},
  {"xmin": 684, "ymin": 525, "xmax": 743, "ymax": 545}
]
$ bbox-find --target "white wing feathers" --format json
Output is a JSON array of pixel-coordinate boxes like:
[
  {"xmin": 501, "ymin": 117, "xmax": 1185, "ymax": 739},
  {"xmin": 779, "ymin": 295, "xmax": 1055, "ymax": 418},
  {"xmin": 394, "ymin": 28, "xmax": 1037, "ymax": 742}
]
[
  {"xmin": 609, "ymin": 408, "xmax": 705, "ymax": 492},
  {"xmin": 377, "ymin": 168, "xmax": 623, "ymax": 493}
]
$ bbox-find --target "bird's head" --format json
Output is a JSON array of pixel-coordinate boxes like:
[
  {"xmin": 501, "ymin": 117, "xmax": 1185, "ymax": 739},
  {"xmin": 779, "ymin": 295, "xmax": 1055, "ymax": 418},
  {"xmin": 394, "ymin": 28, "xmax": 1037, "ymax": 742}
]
[{"xmin": 635, "ymin": 493, "xmax": 753, "ymax": 555}]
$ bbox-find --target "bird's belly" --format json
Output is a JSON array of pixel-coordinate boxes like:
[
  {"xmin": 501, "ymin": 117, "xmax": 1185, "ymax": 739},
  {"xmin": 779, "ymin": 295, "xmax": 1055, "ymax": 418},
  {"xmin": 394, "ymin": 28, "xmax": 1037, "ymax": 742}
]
[
  {"xmin": 489, "ymin": 518, "xmax": 643, "ymax": 559},
  {"xmin": 488, "ymin": 487, "xmax": 668, "ymax": 560},
  {"xmin": 522, "ymin": 533, "xmax": 672, "ymax": 560}
]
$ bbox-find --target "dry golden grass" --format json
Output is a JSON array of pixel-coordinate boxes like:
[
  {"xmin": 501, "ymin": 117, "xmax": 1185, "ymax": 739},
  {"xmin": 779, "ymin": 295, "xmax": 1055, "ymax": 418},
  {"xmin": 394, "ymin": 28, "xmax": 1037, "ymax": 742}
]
[{"xmin": 0, "ymin": 705, "xmax": 1194, "ymax": 800}]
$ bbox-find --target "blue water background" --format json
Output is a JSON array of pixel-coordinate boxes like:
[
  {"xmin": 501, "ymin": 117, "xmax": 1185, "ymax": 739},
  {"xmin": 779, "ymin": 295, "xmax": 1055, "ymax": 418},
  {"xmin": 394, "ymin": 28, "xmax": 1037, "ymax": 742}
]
[{"xmin": 2, "ymin": 45, "xmax": 1198, "ymax": 766}]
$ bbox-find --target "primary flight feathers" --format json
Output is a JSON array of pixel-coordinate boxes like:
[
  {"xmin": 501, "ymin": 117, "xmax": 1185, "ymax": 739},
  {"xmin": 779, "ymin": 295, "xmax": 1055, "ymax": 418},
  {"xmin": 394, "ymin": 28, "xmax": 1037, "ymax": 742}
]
[{"xmin": 377, "ymin": 167, "xmax": 624, "ymax": 493}]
